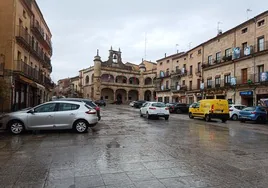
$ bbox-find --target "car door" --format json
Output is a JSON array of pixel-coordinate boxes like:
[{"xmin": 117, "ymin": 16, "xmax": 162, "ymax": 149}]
[
  {"xmin": 194, "ymin": 102, "xmax": 201, "ymax": 116},
  {"xmin": 53, "ymin": 103, "xmax": 80, "ymax": 129},
  {"xmin": 27, "ymin": 103, "xmax": 57, "ymax": 130}
]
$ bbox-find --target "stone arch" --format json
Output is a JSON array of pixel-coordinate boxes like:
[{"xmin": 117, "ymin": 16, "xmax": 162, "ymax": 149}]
[
  {"xmin": 129, "ymin": 77, "xmax": 139, "ymax": 85},
  {"xmin": 115, "ymin": 75, "xmax": 127, "ymax": 84},
  {"xmin": 128, "ymin": 90, "xmax": 139, "ymax": 101},
  {"xmin": 101, "ymin": 88, "xmax": 114, "ymax": 102},
  {"xmin": 144, "ymin": 90, "xmax": 152, "ymax": 101},
  {"xmin": 145, "ymin": 77, "xmax": 152, "ymax": 85},
  {"xmin": 153, "ymin": 77, "xmax": 156, "ymax": 84},
  {"xmin": 101, "ymin": 74, "xmax": 115, "ymax": 82},
  {"xmin": 85, "ymin": 75, "xmax": 89, "ymax": 84},
  {"xmin": 115, "ymin": 89, "xmax": 127, "ymax": 103}
]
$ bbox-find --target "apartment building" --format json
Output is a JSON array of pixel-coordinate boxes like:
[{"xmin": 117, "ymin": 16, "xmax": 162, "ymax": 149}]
[
  {"xmin": 202, "ymin": 11, "xmax": 268, "ymax": 106},
  {"xmin": 78, "ymin": 48, "xmax": 157, "ymax": 103},
  {"xmin": 156, "ymin": 11, "xmax": 268, "ymax": 106},
  {"xmin": 0, "ymin": 0, "xmax": 53, "ymax": 111}
]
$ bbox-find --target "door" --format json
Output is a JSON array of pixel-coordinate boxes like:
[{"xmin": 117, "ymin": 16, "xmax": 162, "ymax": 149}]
[
  {"xmin": 53, "ymin": 103, "xmax": 80, "ymax": 129},
  {"xmin": 194, "ymin": 102, "xmax": 202, "ymax": 117},
  {"xmin": 241, "ymin": 69, "xmax": 248, "ymax": 84},
  {"xmin": 141, "ymin": 103, "xmax": 148, "ymax": 114},
  {"xmin": 27, "ymin": 103, "xmax": 57, "ymax": 130}
]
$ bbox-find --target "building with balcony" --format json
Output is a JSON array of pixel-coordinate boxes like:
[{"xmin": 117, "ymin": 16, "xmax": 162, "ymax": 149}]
[
  {"xmin": 202, "ymin": 11, "xmax": 268, "ymax": 106},
  {"xmin": 78, "ymin": 47, "xmax": 157, "ymax": 103},
  {"xmin": 155, "ymin": 10, "xmax": 268, "ymax": 106},
  {"xmin": 0, "ymin": 0, "xmax": 53, "ymax": 112}
]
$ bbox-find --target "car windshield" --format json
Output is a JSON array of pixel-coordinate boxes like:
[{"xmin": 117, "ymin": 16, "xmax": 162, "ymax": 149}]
[
  {"xmin": 243, "ymin": 107, "xmax": 256, "ymax": 111},
  {"xmin": 152, "ymin": 103, "xmax": 166, "ymax": 107}
]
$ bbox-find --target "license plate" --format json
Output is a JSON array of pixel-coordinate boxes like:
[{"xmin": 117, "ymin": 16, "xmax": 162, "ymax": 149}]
[{"xmin": 158, "ymin": 113, "xmax": 164, "ymax": 115}]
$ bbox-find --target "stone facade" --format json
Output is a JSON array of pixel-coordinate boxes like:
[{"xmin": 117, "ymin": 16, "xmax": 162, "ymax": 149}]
[
  {"xmin": 156, "ymin": 10, "xmax": 268, "ymax": 106},
  {"xmin": 79, "ymin": 48, "xmax": 157, "ymax": 103},
  {"xmin": 0, "ymin": 0, "xmax": 53, "ymax": 112}
]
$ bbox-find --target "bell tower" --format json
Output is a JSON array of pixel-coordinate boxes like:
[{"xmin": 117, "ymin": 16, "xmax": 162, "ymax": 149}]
[{"xmin": 108, "ymin": 46, "xmax": 122, "ymax": 64}]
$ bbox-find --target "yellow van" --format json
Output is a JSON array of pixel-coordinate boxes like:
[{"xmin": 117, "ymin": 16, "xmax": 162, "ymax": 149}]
[{"xmin": 189, "ymin": 99, "xmax": 229, "ymax": 123}]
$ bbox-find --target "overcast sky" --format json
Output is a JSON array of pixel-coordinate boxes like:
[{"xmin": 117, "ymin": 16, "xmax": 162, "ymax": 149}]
[{"xmin": 37, "ymin": 0, "xmax": 268, "ymax": 82}]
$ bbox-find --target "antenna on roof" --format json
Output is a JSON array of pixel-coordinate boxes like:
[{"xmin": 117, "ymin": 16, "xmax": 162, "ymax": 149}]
[
  {"xmin": 176, "ymin": 44, "xmax": 179, "ymax": 53},
  {"xmin": 144, "ymin": 32, "xmax": 147, "ymax": 61},
  {"xmin": 246, "ymin": 9, "xmax": 252, "ymax": 20}
]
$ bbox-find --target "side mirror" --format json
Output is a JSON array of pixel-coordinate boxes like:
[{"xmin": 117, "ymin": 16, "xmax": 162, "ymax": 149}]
[{"xmin": 27, "ymin": 109, "xmax": 34, "ymax": 114}]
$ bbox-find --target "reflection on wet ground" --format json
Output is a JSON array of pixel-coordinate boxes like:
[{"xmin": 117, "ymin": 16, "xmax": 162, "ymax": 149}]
[{"xmin": 0, "ymin": 105, "xmax": 268, "ymax": 188}]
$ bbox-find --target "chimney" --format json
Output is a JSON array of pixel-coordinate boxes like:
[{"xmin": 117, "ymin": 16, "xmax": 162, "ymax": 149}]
[{"xmin": 165, "ymin": 53, "xmax": 166, "ymax": 57}]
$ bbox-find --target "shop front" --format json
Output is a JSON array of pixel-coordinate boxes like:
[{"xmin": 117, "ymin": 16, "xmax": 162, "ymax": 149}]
[
  {"xmin": 239, "ymin": 90, "xmax": 253, "ymax": 106},
  {"xmin": 256, "ymin": 87, "xmax": 268, "ymax": 105}
]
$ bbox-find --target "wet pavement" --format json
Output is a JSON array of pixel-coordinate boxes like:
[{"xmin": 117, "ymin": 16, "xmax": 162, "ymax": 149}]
[{"xmin": 1, "ymin": 105, "xmax": 268, "ymax": 188}]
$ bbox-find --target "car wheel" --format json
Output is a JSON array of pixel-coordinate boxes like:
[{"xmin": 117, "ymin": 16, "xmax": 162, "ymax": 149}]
[
  {"xmin": 205, "ymin": 114, "xmax": 211, "ymax": 122},
  {"xmin": 257, "ymin": 116, "xmax": 264, "ymax": 123},
  {"xmin": 231, "ymin": 114, "xmax": 238, "ymax": 121},
  {"xmin": 74, "ymin": 120, "xmax": 88, "ymax": 133},
  {"xmin": 176, "ymin": 109, "xmax": 182, "ymax": 114},
  {"xmin": 165, "ymin": 116, "xmax": 169, "ymax": 120},
  {"xmin": 189, "ymin": 113, "xmax": 194, "ymax": 119},
  {"xmin": 9, "ymin": 120, "xmax": 24, "ymax": 135}
]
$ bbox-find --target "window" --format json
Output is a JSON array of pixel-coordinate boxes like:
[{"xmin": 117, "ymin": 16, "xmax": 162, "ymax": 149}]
[
  {"xmin": 85, "ymin": 75, "xmax": 89, "ymax": 84},
  {"xmin": 166, "ymin": 68, "xmax": 169, "ymax": 76},
  {"xmin": 19, "ymin": 19, "xmax": 22, "ymax": 27},
  {"xmin": 17, "ymin": 51, "xmax": 21, "ymax": 60},
  {"xmin": 242, "ymin": 28, "xmax": 248, "ymax": 34},
  {"xmin": 197, "ymin": 79, "xmax": 200, "ymax": 89},
  {"xmin": 241, "ymin": 68, "xmax": 248, "ymax": 84},
  {"xmin": 105, "ymin": 96, "xmax": 109, "ymax": 100},
  {"xmin": 215, "ymin": 77, "xmax": 221, "ymax": 87},
  {"xmin": 34, "ymin": 103, "xmax": 56, "ymax": 113},
  {"xmin": 24, "ymin": 56, "xmax": 27, "ymax": 64},
  {"xmin": 166, "ymin": 80, "xmax": 169, "ymax": 89},
  {"xmin": 184, "ymin": 58, "xmax": 187, "ymax": 60},
  {"xmin": 175, "ymin": 66, "xmax": 179, "ymax": 73},
  {"xmin": 176, "ymin": 60, "xmax": 179, "ymax": 63},
  {"xmin": 190, "ymin": 53, "xmax": 193, "ymax": 58},
  {"xmin": 167, "ymin": 60, "xmax": 170, "ymax": 63},
  {"xmin": 207, "ymin": 78, "xmax": 212, "ymax": 88},
  {"xmin": 23, "ymin": 10, "xmax": 26, "ymax": 18},
  {"xmin": 182, "ymin": 80, "xmax": 185, "ymax": 85},
  {"xmin": 58, "ymin": 103, "xmax": 80, "ymax": 111},
  {"xmin": 224, "ymin": 74, "xmax": 231, "ymax": 85},
  {"xmin": 197, "ymin": 62, "xmax": 201, "ymax": 72},
  {"xmin": 189, "ymin": 66, "xmax": 193, "ymax": 75},
  {"xmin": 164, "ymin": 97, "xmax": 169, "ymax": 103},
  {"xmin": 242, "ymin": 42, "xmax": 248, "ymax": 50},
  {"xmin": 208, "ymin": 55, "xmax": 212, "ymax": 65},
  {"xmin": 152, "ymin": 103, "xmax": 166, "ymax": 107},
  {"xmin": 158, "ymin": 97, "xmax": 163, "ymax": 102},
  {"xmin": 189, "ymin": 81, "xmax": 192, "ymax": 90},
  {"xmin": 160, "ymin": 62, "xmax": 163, "ymax": 66},
  {"xmin": 225, "ymin": 48, "xmax": 232, "ymax": 57},
  {"xmin": 198, "ymin": 49, "xmax": 202, "ymax": 54},
  {"xmin": 258, "ymin": 19, "xmax": 265, "ymax": 27},
  {"xmin": 183, "ymin": 64, "xmax": 186, "ymax": 69},
  {"xmin": 258, "ymin": 65, "xmax": 264, "ymax": 82},
  {"xmin": 258, "ymin": 36, "xmax": 265, "ymax": 52},
  {"xmin": 216, "ymin": 52, "xmax": 221, "ymax": 62}
]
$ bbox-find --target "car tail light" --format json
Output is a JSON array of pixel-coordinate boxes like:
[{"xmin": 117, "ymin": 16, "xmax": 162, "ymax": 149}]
[
  {"xmin": 165, "ymin": 108, "xmax": 169, "ymax": 110},
  {"xmin": 95, "ymin": 106, "xmax": 100, "ymax": 111},
  {"xmin": 149, "ymin": 107, "xmax": 156, "ymax": 110},
  {"xmin": 86, "ymin": 110, "xmax": 96, "ymax": 114},
  {"xmin": 229, "ymin": 109, "xmax": 233, "ymax": 111},
  {"xmin": 251, "ymin": 111, "xmax": 256, "ymax": 114},
  {"xmin": 211, "ymin": 104, "xmax": 214, "ymax": 113}
]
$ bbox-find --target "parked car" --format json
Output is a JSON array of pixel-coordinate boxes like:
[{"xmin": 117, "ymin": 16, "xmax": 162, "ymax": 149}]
[
  {"xmin": 229, "ymin": 104, "xmax": 246, "ymax": 120},
  {"xmin": 140, "ymin": 102, "xmax": 169, "ymax": 120},
  {"xmin": 56, "ymin": 98, "xmax": 101, "ymax": 120},
  {"xmin": 129, "ymin": 101, "xmax": 136, "ymax": 107},
  {"xmin": 95, "ymin": 100, "xmax": 106, "ymax": 106},
  {"xmin": 168, "ymin": 103, "xmax": 189, "ymax": 114},
  {"xmin": 0, "ymin": 101, "xmax": 98, "ymax": 135},
  {"xmin": 239, "ymin": 106, "xmax": 267, "ymax": 123},
  {"xmin": 189, "ymin": 99, "xmax": 229, "ymax": 123},
  {"xmin": 133, "ymin": 100, "xmax": 147, "ymax": 108}
]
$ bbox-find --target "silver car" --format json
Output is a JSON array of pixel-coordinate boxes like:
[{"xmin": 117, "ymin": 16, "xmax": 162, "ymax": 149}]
[{"xmin": 0, "ymin": 101, "xmax": 98, "ymax": 134}]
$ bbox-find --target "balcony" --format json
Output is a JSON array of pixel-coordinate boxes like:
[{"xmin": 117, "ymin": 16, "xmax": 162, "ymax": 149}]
[
  {"xmin": 31, "ymin": 20, "xmax": 53, "ymax": 53},
  {"xmin": 155, "ymin": 85, "xmax": 171, "ymax": 92},
  {"xmin": 14, "ymin": 60, "xmax": 42, "ymax": 81},
  {"xmin": 171, "ymin": 85, "xmax": 187, "ymax": 93},
  {"xmin": 16, "ymin": 26, "xmax": 32, "ymax": 51},
  {"xmin": 195, "ymin": 68, "xmax": 201, "ymax": 77}
]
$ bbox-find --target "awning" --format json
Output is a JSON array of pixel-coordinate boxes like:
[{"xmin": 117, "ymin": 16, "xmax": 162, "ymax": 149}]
[
  {"xmin": 18, "ymin": 75, "xmax": 37, "ymax": 88},
  {"xmin": 36, "ymin": 83, "xmax": 45, "ymax": 90}
]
